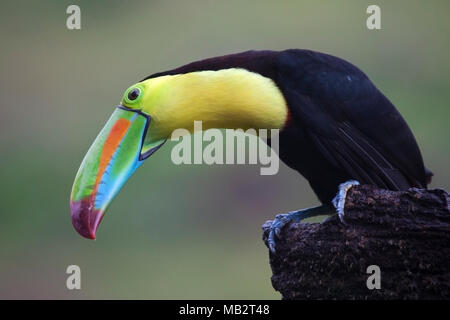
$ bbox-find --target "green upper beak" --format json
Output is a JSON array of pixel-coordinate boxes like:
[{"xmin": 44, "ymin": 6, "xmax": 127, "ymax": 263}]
[{"xmin": 70, "ymin": 106, "xmax": 165, "ymax": 239}]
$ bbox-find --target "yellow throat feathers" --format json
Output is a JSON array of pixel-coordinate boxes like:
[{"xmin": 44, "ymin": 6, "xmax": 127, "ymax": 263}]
[{"xmin": 139, "ymin": 68, "xmax": 288, "ymax": 139}]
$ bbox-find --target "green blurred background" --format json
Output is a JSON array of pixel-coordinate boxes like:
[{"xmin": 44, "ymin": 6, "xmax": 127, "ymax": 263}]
[{"xmin": 0, "ymin": 0, "xmax": 449, "ymax": 299}]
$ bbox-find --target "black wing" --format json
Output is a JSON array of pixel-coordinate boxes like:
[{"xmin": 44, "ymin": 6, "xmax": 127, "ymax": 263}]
[{"xmin": 274, "ymin": 49, "xmax": 428, "ymax": 190}]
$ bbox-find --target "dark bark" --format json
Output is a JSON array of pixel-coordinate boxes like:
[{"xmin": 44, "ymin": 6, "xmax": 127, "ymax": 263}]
[{"xmin": 262, "ymin": 185, "xmax": 450, "ymax": 299}]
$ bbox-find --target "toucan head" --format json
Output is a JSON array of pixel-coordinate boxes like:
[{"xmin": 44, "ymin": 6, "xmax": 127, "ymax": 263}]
[
  {"xmin": 70, "ymin": 68, "xmax": 288, "ymax": 239},
  {"xmin": 70, "ymin": 80, "xmax": 170, "ymax": 239}
]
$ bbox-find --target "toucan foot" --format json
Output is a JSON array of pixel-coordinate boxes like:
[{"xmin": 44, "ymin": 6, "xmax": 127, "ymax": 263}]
[
  {"xmin": 267, "ymin": 205, "xmax": 332, "ymax": 253},
  {"xmin": 332, "ymin": 180, "xmax": 360, "ymax": 223},
  {"xmin": 267, "ymin": 213, "xmax": 292, "ymax": 253}
]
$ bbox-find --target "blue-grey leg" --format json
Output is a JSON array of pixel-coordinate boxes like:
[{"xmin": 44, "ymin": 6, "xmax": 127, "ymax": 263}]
[
  {"xmin": 268, "ymin": 205, "xmax": 332, "ymax": 253},
  {"xmin": 332, "ymin": 180, "xmax": 360, "ymax": 223},
  {"xmin": 267, "ymin": 180, "xmax": 360, "ymax": 253}
]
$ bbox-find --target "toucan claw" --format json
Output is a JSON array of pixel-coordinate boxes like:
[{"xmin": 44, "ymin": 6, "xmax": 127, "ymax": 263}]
[{"xmin": 332, "ymin": 180, "xmax": 360, "ymax": 223}]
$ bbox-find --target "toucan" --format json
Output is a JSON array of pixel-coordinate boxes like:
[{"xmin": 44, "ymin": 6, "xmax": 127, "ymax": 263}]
[{"xmin": 70, "ymin": 49, "xmax": 431, "ymax": 252}]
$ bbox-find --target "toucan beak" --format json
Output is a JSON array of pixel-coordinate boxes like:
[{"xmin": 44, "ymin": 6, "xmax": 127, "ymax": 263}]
[{"xmin": 70, "ymin": 106, "xmax": 165, "ymax": 239}]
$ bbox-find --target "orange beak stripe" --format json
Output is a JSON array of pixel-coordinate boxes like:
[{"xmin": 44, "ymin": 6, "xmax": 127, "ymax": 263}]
[{"xmin": 93, "ymin": 118, "xmax": 131, "ymax": 194}]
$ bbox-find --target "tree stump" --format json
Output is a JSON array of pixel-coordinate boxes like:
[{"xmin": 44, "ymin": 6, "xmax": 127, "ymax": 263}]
[{"xmin": 262, "ymin": 185, "xmax": 450, "ymax": 299}]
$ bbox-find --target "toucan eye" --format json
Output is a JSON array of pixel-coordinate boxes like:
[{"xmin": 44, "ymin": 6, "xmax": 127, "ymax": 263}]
[
  {"xmin": 122, "ymin": 84, "xmax": 144, "ymax": 106},
  {"xmin": 128, "ymin": 88, "xmax": 140, "ymax": 101}
]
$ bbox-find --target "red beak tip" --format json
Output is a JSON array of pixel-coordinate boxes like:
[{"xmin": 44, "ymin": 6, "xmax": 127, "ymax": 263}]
[
  {"xmin": 70, "ymin": 199, "xmax": 103, "ymax": 240},
  {"xmin": 83, "ymin": 229, "xmax": 97, "ymax": 240}
]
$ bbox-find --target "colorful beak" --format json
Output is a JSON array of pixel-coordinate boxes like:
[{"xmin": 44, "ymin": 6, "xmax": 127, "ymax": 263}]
[{"xmin": 70, "ymin": 106, "xmax": 165, "ymax": 239}]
